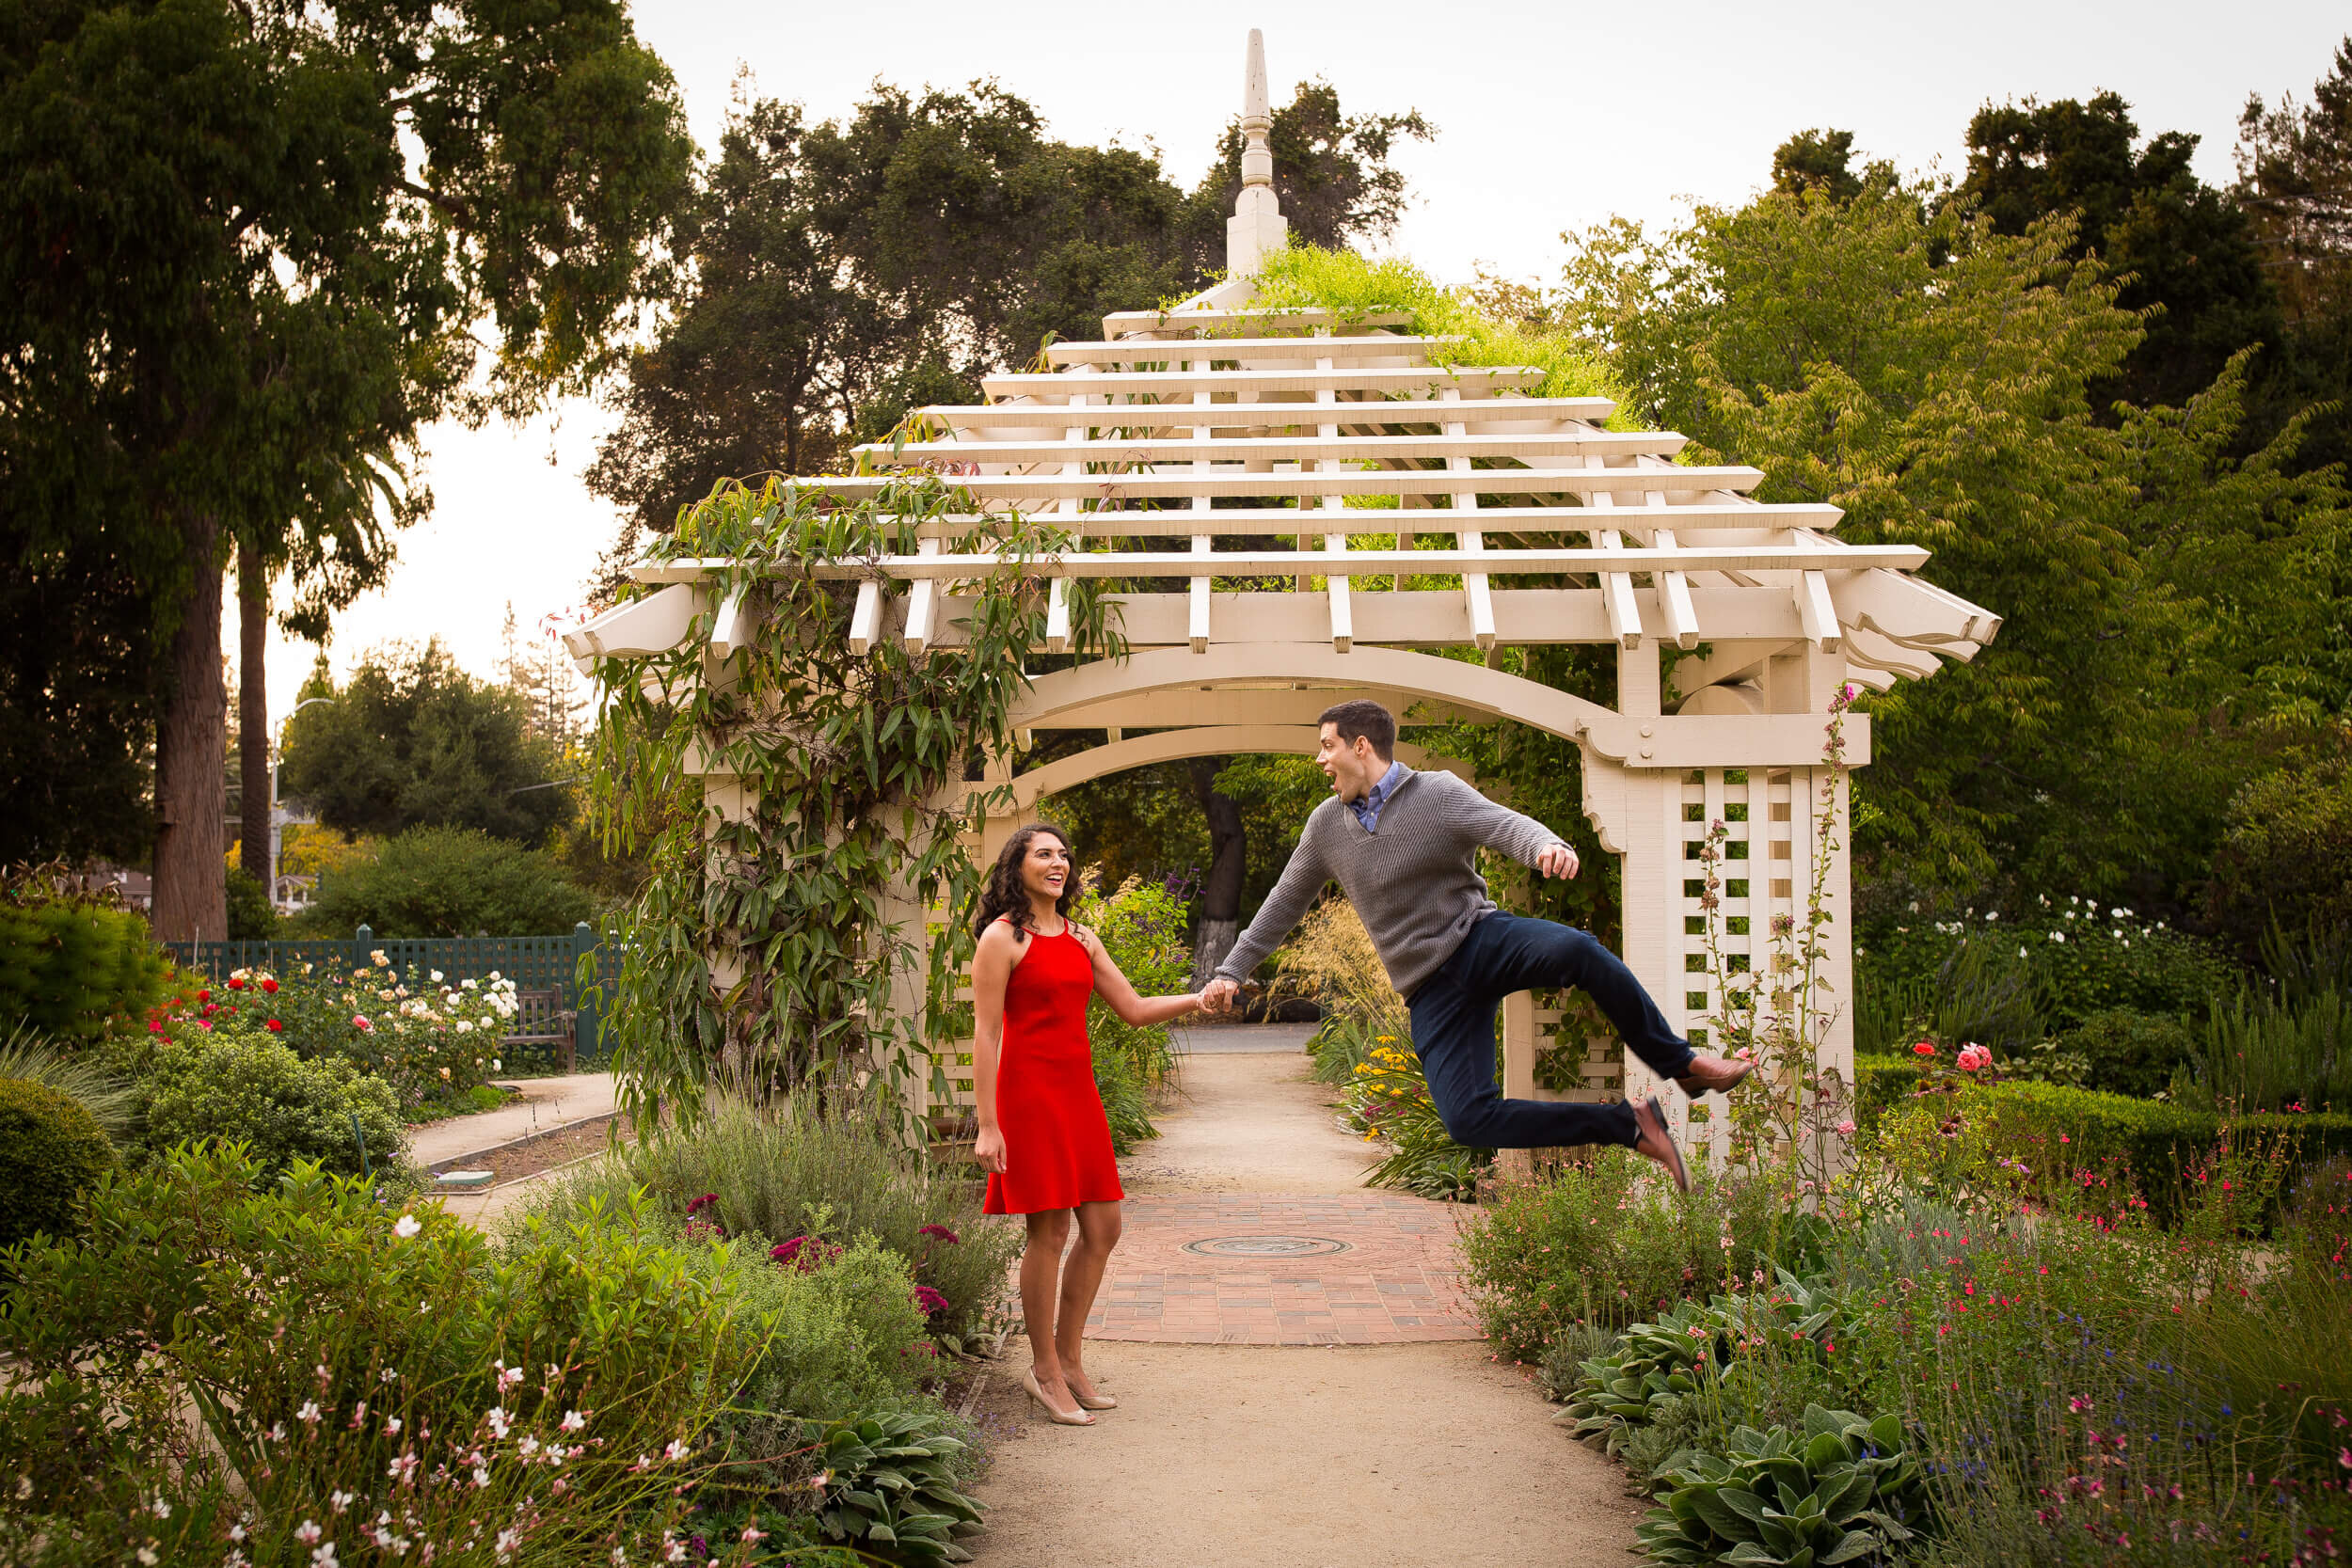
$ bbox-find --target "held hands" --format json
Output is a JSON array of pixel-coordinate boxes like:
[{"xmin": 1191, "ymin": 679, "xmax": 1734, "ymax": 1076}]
[
  {"xmin": 1535, "ymin": 843, "xmax": 1580, "ymax": 879},
  {"xmin": 975, "ymin": 1124, "xmax": 1007, "ymax": 1175},
  {"xmin": 1200, "ymin": 976, "xmax": 1240, "ymax": 1015}
]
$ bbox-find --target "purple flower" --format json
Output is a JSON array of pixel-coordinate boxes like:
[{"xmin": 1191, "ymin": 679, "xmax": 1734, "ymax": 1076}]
[
  {"xmin": 917, "ymin": 1225, "xmax": 960, "ymax": 1244},
  {"xmin": 913, "ymin": 1286, "xmax": 951, "ymax": 1316},
  {"xmin": 683, "ymin": 1192, "xmax": 721, "ymax": 1218},
  {"xmin": 771, "ymin": 1235, "xmax": 840, "ymax": 1273}
]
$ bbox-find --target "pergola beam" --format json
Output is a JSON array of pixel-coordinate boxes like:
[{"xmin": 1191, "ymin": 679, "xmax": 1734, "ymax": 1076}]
[
  {"xmin": 861, "ymin": 430, "xmax": 1688, "ymax": 466},
  {"xmin": 631, "ymin": 543, "xmax": 1926, "ymax": 584},
  {"xmin": 980, "ymin": 366, "xmax": 1547, "ymax": 399},
  {"xmin": 1041, "ymin": 333, "xmax": 1463, "ymax": 364},
  {"xmin": 782, "ymin": 465, "xmax": 1766, "ymax": 504},
  {"xmin": 889, "ymin": 502, "xmax": 1848, "ymax": 538},
  {"xmin": 914, "ymin": 396, "xmax": 1618, "ymax": 430}
]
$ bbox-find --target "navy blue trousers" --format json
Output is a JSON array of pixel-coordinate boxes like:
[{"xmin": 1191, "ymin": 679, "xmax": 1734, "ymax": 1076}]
[{"xmin": 1406, "ymin": 913, "xmax": 1696, "ymax": 1150}]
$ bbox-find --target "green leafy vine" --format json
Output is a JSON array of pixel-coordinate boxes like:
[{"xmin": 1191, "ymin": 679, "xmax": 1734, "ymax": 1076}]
[{"xmin": 580, "ymin": 475, "xmax": 1123, "ymax": 1131}]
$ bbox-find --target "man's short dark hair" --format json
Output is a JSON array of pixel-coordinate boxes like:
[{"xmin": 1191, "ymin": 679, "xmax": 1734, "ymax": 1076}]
[{"xmin": 1318, "ymin": 699, "xmax": 1396, "ymax": 760}]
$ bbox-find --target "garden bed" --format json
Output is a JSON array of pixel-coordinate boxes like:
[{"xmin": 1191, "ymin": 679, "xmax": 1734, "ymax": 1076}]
[{"xmin": 440, "ymin": 1112, "xmax": 632, "ymax": 1186}]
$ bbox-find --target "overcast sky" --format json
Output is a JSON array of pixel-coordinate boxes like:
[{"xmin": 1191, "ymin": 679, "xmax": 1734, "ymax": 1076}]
[{"xmin": 240, "ymin": 0, "xmax": 2348, "ymax": 723}]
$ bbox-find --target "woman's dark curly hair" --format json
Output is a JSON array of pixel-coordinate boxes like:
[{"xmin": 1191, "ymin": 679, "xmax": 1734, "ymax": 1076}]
[{"xmin": 972, "ymin": 822, "xmax": 1076, "ymax": 941}]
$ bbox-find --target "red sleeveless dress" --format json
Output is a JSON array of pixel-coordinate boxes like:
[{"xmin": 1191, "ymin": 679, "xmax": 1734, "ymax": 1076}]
[{"xmin": 982, "ymin": 922, "xmax": 1124, "ymax": 1215}]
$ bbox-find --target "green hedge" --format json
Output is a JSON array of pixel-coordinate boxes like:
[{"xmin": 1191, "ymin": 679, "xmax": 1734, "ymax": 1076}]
[
  {"xmin": 1852, "ymin": 1053, "xmax": 1924, "ymax": 1129},
  {"xmin": 0, "ymin": 902, "xmax": 170, "ymax": 1046},
  {"xmin": 0, "ymin": 1078, "xmax": 116, "ymax": 1251},
  {"xmin": 1969, "ymin": 1080, "xmax": 2352, "ymax": 1227}
]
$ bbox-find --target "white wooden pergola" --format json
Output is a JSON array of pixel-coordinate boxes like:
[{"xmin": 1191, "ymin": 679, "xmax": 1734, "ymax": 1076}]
[{"xmin": 567, "ymin": 31, "xmax": 1999, "ymax": 1163}]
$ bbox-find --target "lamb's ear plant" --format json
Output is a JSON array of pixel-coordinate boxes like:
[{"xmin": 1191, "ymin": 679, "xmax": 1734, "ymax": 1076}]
[{"xmin": 580, "ymin": 475, "xmax": 1123, "ymax": 1131}]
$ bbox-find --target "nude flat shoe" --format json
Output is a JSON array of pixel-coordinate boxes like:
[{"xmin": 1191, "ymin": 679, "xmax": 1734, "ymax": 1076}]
[
  {"xmin": 1023, "ymin": 1369, "xmax": 1095, "ymax": 1426},
  {"xmin": 1633, "ymin": 1095, "xmax": 1692, "ymax": 1195}
]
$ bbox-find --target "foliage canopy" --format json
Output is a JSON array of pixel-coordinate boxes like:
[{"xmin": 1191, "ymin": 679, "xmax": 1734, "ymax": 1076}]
[{"xmin": 280, "ymin": 641, "xmax": 578, "ymax": 847}]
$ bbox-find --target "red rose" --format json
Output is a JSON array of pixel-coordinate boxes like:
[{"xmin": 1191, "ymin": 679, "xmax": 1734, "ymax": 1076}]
[
  {"xmin": 266, "ymin": 1019, "xmax": 284, "ymax": 1033},
  {"xmin": 262, "ymin": 977, "xmax": 278, "ymax": 994},
  {"xmin": 196, "ymin": 989, "xmax": 211, "ymax": 1004},
  {"xmin": 1913, "ymin": 1041, "xmax": 1936, "ymax": 1057}
]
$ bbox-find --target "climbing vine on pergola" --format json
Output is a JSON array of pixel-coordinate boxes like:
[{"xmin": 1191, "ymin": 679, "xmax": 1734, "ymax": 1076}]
[{"xmin": 580, "ymin": 476, "xmax": 1120, "ymax": 1126}]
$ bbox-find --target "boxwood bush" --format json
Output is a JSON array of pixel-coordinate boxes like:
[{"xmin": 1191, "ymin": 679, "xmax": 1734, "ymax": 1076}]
[
  {"xmin": 137, "ymin": 1034, "xmax": 405, "ymax": 1179},
  {"xmin": 0, "ymin": 1078, "xmax": 115, "ymax": 1251}
]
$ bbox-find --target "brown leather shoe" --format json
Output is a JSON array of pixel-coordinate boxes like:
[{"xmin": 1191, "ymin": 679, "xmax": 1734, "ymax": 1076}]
[
  {"xmin": 1677, "ymin": 1053, "xmax": 1755, "ymax": 1098},
  {"xmin": 1632, "ymin": 1096, "xmax": 1691, "ymax": 1194}
]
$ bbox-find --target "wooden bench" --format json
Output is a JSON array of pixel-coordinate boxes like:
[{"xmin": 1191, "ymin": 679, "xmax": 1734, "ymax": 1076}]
[{"xmin": 502, "ymin": 987, "xmax": 579, "ymax": 1073}]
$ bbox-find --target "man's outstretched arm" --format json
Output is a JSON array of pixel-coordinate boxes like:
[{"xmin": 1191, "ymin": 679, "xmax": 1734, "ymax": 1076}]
[
  {"xmin": 1201, "ymin": 821, "xmax": 1329, "ymax": 1012},
  {"xmin": 1443, "ymin": 774, "xmax": 1580, "ymax": 879}
]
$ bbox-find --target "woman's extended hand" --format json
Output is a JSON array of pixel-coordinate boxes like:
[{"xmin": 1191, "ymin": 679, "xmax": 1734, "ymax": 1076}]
[{"xmin": 975, "ymin": 1123, "xmax": 1008, "ymax": 1175}]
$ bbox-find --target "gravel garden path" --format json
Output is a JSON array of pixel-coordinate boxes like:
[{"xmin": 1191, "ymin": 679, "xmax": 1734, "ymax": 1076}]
[{"xmin": 964, "ymin": 1037, "xmax": 1643, "ymax": 1567}]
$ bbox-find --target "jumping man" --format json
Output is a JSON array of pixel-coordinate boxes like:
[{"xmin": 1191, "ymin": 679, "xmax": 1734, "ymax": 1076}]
[{"xmin": 1200, "ymin": 701, "xmax": 1752, "ymax": 1190}]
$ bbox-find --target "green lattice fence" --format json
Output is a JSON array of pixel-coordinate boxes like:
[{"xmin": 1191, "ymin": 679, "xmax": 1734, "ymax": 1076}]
[{"xmin": 164, "ymin": 923, "xmax": 615, "ymax": 1068}]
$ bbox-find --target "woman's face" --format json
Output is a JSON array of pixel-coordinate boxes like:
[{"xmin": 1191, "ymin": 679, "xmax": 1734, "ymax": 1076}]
[{"xmin": 1019, "ymin": 833, "xmax": 1072, "ymax": 906}]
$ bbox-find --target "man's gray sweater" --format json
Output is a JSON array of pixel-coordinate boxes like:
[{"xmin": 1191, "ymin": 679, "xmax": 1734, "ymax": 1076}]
[{"xmin": 1212, "ymin": 768, "xmax": 1563, "ymax": 999}]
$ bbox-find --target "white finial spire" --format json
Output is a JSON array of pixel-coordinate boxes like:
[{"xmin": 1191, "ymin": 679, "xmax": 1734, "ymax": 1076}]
[{"xmin": 1226, "ymin": 28, "xmax": 1288, "ymax": 279}]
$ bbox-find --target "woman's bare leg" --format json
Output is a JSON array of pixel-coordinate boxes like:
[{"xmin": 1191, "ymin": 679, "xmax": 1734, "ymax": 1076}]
[
  {"xmin": 1020, "ymin": 1210, "xmax": 1083, "ymax": 1409},
  {"xmin": 1056, "ymin": 1199, "xmax": 1123, "ymax": 1401}
]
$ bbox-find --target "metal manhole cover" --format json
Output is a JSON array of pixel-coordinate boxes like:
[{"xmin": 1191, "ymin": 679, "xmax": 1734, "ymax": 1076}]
[{"xmin": 1181, "ymin": 1234, "xmax": 1354, "ymax": 1259}]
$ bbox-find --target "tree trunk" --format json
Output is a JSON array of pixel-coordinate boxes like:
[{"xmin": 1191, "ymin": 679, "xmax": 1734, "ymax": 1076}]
[
  {"xmin": 152, "ymin": 513, "xmax": 229, "ymax": 942},
  {"xmin": 238, "ymin": 538, "xmax": 270, "ymax": 881},
  {"xmin": 1186, "ymin": 755, "xmax": 1245, "ymax": 989}
]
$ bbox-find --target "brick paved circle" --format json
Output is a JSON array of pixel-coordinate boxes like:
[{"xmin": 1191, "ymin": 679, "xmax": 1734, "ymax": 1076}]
[{"xmin": 1083, "ymin": 1191, "xmax": 1483, "ymax": 1346}]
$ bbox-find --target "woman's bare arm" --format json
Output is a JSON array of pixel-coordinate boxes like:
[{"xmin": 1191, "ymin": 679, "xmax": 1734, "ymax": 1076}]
[
  {"xmin": 970, "ymin": 921, "xmax": 1022, "ymax": 1173},
  {"xmin": 1075, "ymin": 926, "xmax": 1203, "ymax": 1028}
]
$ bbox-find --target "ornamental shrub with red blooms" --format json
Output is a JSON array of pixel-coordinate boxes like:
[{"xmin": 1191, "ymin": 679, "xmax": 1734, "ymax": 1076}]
[
  {"xmin": 135, "ymin": 961, "xmax": 517, "ymax": 1109},
  {"xmin": 913, "ymin": 1286, "xmax": 950, "ymax": 1317},
  {"xmin": 684, "ymin": 1193, "xmax": 721, "ymax": 1218},
  {"xmin": 917, "ymin": 1225, "xmax": 959, "ymax": 1244}
]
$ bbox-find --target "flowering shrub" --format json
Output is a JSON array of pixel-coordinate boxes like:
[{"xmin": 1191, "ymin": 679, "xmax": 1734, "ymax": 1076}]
[
  {"xmin": 137, "ymin": 958, "xmax": 518, "ymax": 1110},
  {"xmin": 1459, "ymin": 1154, "xmax": 1785, "ymax": 1358},
  {"xmin": 518, "ymin": 1099, "xmax": 1016, "ymax": 1345},
  {"xmin": 0, "ymin": 1144, "xmax": 746, "ymax": 1565},
  {"xmin": 1341, "ymin": 1037, "xmax": 1491, "ymax": 1200},
  {"xmin": 1860, "ymin": 895, "xmax": 2235, "ymax": 1036}
]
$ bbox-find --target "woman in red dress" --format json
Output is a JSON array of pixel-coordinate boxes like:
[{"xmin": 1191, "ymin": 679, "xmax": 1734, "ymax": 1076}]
[{"xmin": 972, "ymin": 823, "xmax": 1203, "ymax": 1427}]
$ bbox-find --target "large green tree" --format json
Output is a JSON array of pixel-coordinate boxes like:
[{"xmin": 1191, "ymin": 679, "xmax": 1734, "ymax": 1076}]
[
  {"xmin": 280, "ymin": 641, "xmax": 577, "ymax": 847},
  {"xmin": 2236, "ymin": 35, "xmax": 2352, "ymax": 474},
  {"xmin": 586, "ymin": 75, "xmax": 1430, "ymax": 563},
  {"xmin": 1, "ymin": 0, "xmax": 691, "ymax": 938},
  {"xmin": 1959, "ymin": 93, "xmax": 2280, "ymax": 413},
  {"xmin": 1563, "ymin": 171, "xmax": 2349, "ymax": 912}
]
